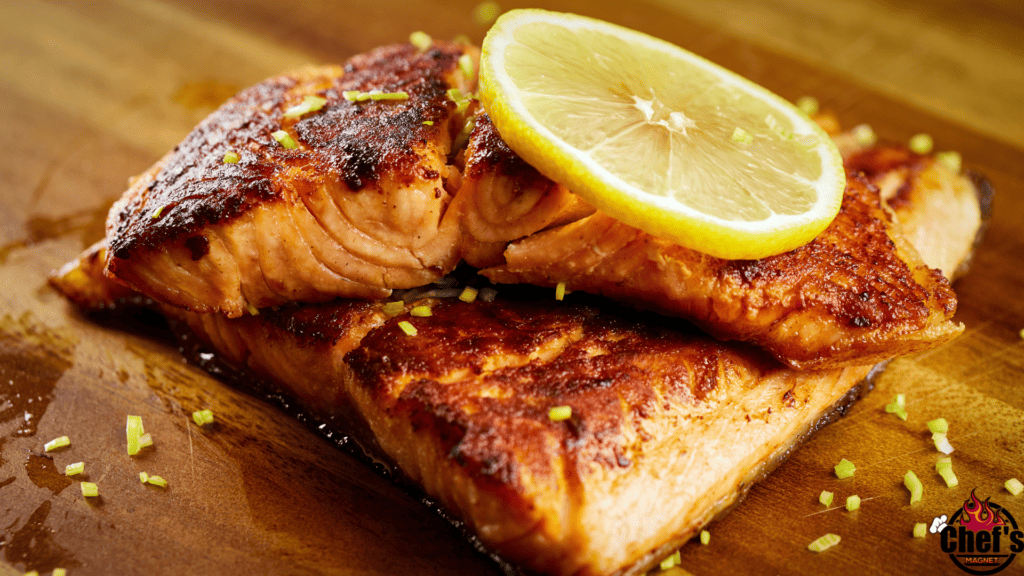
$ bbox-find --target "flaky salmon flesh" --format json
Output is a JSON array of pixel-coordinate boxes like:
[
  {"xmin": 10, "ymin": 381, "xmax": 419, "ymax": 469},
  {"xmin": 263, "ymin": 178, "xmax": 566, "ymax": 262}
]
[
  {"xmin": 49, "ymin": 133, "xmax": 986, "ymax": 575},
  {"xmin": 95, "ymin": 43, "xmax": 979, "ymax": 370}
]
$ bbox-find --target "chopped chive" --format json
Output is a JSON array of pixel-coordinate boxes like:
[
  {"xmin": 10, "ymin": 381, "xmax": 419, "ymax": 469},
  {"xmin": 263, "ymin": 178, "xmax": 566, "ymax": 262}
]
[
  {"xmin": 382, "ymin": 301, "xmax": 405, "ymax": 315},
  {"xmin": 23, "ymin": 571, "xmax": 39, "ymax": 576},
  {"xmin": 884, "ymin": 393, "xmax": 906, "ymax": 413},
  {"xmin": 138, "ymin": 432, "xmax": 153, "ymax": 450},
  {"xmin": 845, "ymin": 495, "xmax": 861, "ymax": 511},
  {"xmin": 909, "ymin": 133, "xmax": 933, "ymax": 154},
  {"xmin": 147, "ymin": 475, "xmax": 168, "ymax": 488},
  {"xmin": 410, "ymin": 31, "xmax": 432, "ymax": 51},
  {"xmin": 472, "ymin": 1, "xmax": 500, "ymax": 25},
  {"xmin": 44, "ymin": 436, "xmax": 70, "ymax": 452},
  {"xmin": 904, "ymin": 470, "xmax": 923, "ymax": 504},
  {"xmin": 398, "ymin": 321, "xmax": 418, "ymax": 336},
  {"xmin": 458, "ymin": 287, "xmax": 478, "ymax": 303},
  {"xmin": 422, "ymin": 120, "xmax": 435, "ymax": 126},
  {"xmin": 370, "ymin": 91, "xmax": 409, "ymax": 101},
  {"xmin": 150, "ymin": 205, "xmax": 166, "ymax": 219},
  {"xmin": 1006, "ymin": 478, "xmax": 1023, "ymax": 496},
  {"xmin": 126, "ymin": 415, "xmax": 144, "ymax": 456},
  {"xmin": 283, "ymin": 95, "xmax": 328, "ymax": 119},
  {"xmin": 555, "ymin": 282, "xmax": 566, "ymax": 301},
  {"xmin": 913, "ymin": 523, "xmax": 927, "ymax": 538},
  {"xmin": 936, "ymin": 457, "xmax": 958, "ymax": 488},
  {"xmin": 795, "ymin": 96, "xmax": 819, "ymax": 116},
  {"xmin": 53, "ymin": 569, "xmax": 67, "ymax": 576},
  {"xmin": 819, "ymin": 490, "xmax": 834, "ymax": 507},
  {"xmin": 926, "ymin": 418, "xmax": 948, "ymax": 434},
  {"xmin": 140, "ymin": 471, "xmax": 149, "ymax": 483},
  {"xmin": 458, "ymin": 54, "xmax": 474, "ymax": 80},
  {"xmin": 731, "ymin": 126, "xmax": 753, "ymax": 145},
  {"xmin": 807, "ymin": 533, "xmax": 840, "ymax": 552},
  {"xmin": 223, "ymin": 151, "xmax": 240, "ymax": 164},
  {"xmin": 658, "ymin": 550, "xmax": 680, "ymax": 570},
  {"xmin": 834, "ymin": 458, "xmax": 856, "ymax": 479},
  {"xmin": 65, "ymin": 462, "xmax": 85, "ymax": 476},
  {"xmin": 245, "ymin": 301, "xmax": 259, "ymax": 316},
  {"xmin": 548, "ymin": 406, "xmax": 572, "ymax": 421},
  {"xmin": 271, "ymin": 130, "xmax": 297, "ymax": 149},
  {"xmin": 343, "ymin": 90, "xmax": 361, "ymax": 101},
  {"xmin": 932, "ymin": 432, "xmax": 954, "ymax": 454},
  {"xmin": 410, "ymin": 305, "xmax": 432, "ymax": 317},
  {"xmin": 81, "ymin": 482, "xmax": 99, "ymax": 498},
  {"xmin": 192, "ymin": 409, "xmax": 215, "ymax": 426},
  {"xmin": 852, "ymin": 124, "xmax": 876, "ymax": 147},
  {"xmin": 935, "ymin": 151, "xmax": 961, "ymax": 173},
  {"xmin": 700, "ymin": 529, "xmax": 710, "ymax": 545}
]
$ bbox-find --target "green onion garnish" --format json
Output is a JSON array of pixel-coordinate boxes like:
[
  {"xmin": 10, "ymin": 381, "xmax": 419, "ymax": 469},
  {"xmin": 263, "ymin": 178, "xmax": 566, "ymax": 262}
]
[
  {"xmin": 410, "ymin": 305, "xmax": 432, "ymax": 317},
  {"xmin": 223, "ymin": 151, "xmax": 240, "ymax": 164},
  {"xmin": 1006, "ymin": 478, "xmax": 1023, "ymax": 496},
  {"xmin": 458, "ymin": 287, "xmax": 478, "ymax": 303},
  {"xmin": 422, "ymin": 120, "xmax": 434, "ymax": 126},
  {"xmin": 700, "ymin": 529, "xmax": 710, "ymax": 545},
  {"xmin": 852, "ymin": 124, "xmax": 876, "ymax": 147},
  {"xmin": 819, "ymin": 490, "xmax": 834, "ymax": 507},
  {"xmin": 731, "ymin": 126, "xmax": 753, "ymax": 145},
  {"xmin": 548, "ymin": 406, "xmax": 572, "ymax": 421},
  {"xmin": 807, "ymin": 533, "xmax": 840, "ymax": 552},
  {"xmin": 909, "ymin": 133, "xmax": 933, "ymax": 154},
  {"xmin": 458, "ymin": 54, "xmax": 474, "ymax": 80},
  {"xmin": 410, "ymin": 31, "xmax": 432, "ymax": 51},
  {"xmin": 846, "ymin": 495, "xmax": 861, "ymax": 511},
  {"xmin": 913, "ymin": 523, "xmax": 927, "ymax": 538},
  {"xmin": 935, "ymin": 151, "xmax": 961, "ymax": 173},
  {"xmin": 44, "ymin": 436, "xmax": 70, "ymax": 452},
  {"xmin": 382, "ymin": 301, "xmax": 405, "ymax": 315},
  {"xmin": 53, "ymin": 569, "xmax": 67, "ymax": 576},
  {"xmin": 245, "ymin": 301, "xmax": 259, "ymax": 316},
  {"xmin": 834, "ymin": 458, "xmax": 856, "ymax": 479},
  {"xmin": 23, "ymin": 571, "xmax": 39, "ymax": 576},
  {"xmin": 344, "ymin": 90, "xmax": 409, "ymax": 103},
  {"xmin": 126, "ymin": 415, "xmax": 144, "ymax": 456},
  {"xmin": 904, "ymin": 470, "xmax": 923, "ymax": 504},
  {"xmin": 885, "ymin": 394, "xmax": 908, "ymax": 420},
  {"xmin": 147, "ymin": 475, "xmax": 168, "ymax": 488},
  {"xmin": 555, "ymin": 282, "xmax": 566, "ymax": 301},
  {"xmin": 138, "ymin": 432, "xmax": 153, "ymax": 450},
  {"xmin": 795, "ymin": 96, "xmax": 819, "ymax": 116},
  {"xmin": 398, "ymin": 321, "xmax": 417, "ymax": 336},
  {"xmin": 151, "ymin": 205, "xmax": 165, "ymax": 219},
  {"xmin": 283, "ymin": 95, "xmax": 328, "ymax": 119},
  {"xmin": 81, "ymin": 482, "xmax": 99, "ymax": 498},
  {"xmin": 271, "ymin": 130, "xmax": 297, "ymax": 149},
  {"xmin": 472, "ymin": 1, "xmax": 500, "ymax": 25},
  {"xmin": 192, "ymin": 409, "xmax": 214, "ymax": 426},
  {"xmin": 936, "ymin": 457, "xmax": 958, "ymax": 488},
  {"xmin": 65, "ymin": 462, "xmax": 85, "ymax": 476},
  {"xmin": 926, "ymin": 418, "xmax": 948, "ymax": 434},
  {"xmin": 932, "ymin": 432, "xmax": 954, "ymax": 454},
  {"xmin": 140, "ymin": 471, "xmax": 149, "ymax": 483},
  {"xmin": 658, "ymin": 550, "xmax": 680, "ymax": 570}
]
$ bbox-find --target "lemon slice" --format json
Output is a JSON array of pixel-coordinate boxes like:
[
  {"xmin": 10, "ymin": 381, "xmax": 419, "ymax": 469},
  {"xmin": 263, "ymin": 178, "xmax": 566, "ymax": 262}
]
[{"xmin": 479, "ymin": 9, "xmax": 845, "ymax": 259}]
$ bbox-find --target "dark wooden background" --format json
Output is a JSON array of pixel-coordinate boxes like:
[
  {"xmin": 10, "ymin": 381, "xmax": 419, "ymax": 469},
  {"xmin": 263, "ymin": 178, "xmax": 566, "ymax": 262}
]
[{"xmin": 1, "ymin": 1, "xmax": 1022, "ymax": 575}]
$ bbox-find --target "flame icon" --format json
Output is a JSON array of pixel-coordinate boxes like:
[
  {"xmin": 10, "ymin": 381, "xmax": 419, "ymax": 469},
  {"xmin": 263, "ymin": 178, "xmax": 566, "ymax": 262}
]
[{"xmin": 957, "ymin": 489, "xmax": 1007, "ymax": 533}]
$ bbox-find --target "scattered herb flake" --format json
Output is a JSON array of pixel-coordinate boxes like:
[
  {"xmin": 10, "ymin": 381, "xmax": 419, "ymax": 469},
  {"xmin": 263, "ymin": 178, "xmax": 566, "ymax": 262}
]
[
  {"xmin": 834, "ymin": 458, "xmax": 856, "ymax": 479},
  {"xmin": 548, "ymin": 406, "xmax": 572, "ymax": 422},
  {"xmin": 904, "ymin": 470, "xmax": 923, "ymax": 504},
  {"xmin": 846, "ymin": 495, "xmax": 861, "ymax": 511},
  {"xmin": 44, "ymin": 436, "xmax": 70, "ymax": 452},
  {"xmin": 807, "ymin": 533, "xmax": 840, "ymax": 552}
]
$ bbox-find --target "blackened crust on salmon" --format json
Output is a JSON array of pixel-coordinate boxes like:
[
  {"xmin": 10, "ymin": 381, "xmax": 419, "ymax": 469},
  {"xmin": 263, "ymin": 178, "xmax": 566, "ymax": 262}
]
[
  {"xmin": 719, "ymin": 173, "xmax": 955, "ymax": 330},
  {"xmin": 466, "ymin": 113, "xmax": 556, "ymax": 192},
  {"xmin": 107, "ymin": 43, "xmax": 465, "ymax": 261},
  {"xmin": 259, "ymin": 300, "xmax": 382, "ymax": 346},
  {"xmin": 345, "ymin": 298, "xmax": 778, "ymax": 481},
  {"xmin": 296, "ymin": 45, "xmax": 461, "ymax": 191}
]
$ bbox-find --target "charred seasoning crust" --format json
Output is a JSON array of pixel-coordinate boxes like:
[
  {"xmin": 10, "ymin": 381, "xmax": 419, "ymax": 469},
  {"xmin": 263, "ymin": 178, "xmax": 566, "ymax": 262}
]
[
  {"xmin": 719, "ymin": 172, "xmax": 956, "ymax": 332},
  {"xmin": 345, "ymin": 298, "xmax": 780, "ymax": 488},
  {"xmin": 107, "ymin": 43, "xmax": 466, "ymax": 260},
  {"xmin": 466, "ymin": 113, "xmax": 556, "ymax": 191}
]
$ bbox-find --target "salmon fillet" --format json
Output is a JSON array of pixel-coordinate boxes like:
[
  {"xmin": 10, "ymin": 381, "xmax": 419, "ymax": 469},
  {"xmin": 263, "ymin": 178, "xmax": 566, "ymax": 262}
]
[
  {"xmin": 104, "ymin": 43, "xmax": 478, "ymax": 318},
  {"xmin": 49, "ymin": 134, "xmax": 988, "ymax": 576}
]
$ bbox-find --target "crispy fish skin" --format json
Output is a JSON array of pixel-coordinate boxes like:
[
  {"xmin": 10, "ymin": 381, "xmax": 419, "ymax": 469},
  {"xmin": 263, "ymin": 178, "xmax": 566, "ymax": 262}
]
[
  {"xmin": 481, "ymin": 169, "xmax": 962, "ymax": 370},
  {"xmin": 105, "ymin": 43, "xmax": 477, "ymax": 318}
]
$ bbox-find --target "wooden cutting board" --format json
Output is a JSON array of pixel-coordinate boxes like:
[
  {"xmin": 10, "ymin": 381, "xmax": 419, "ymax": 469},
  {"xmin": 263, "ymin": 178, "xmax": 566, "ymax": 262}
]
[{"xmin": 2, "ymin": 1, "xmax": 1022, "ymax": 575}]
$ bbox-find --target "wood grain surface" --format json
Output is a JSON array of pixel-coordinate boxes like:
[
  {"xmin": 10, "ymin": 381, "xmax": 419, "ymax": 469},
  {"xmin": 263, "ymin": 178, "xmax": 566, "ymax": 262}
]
[{"xmin": 1, "ymin": 1, "xmax": 1022, "ymax": 575}]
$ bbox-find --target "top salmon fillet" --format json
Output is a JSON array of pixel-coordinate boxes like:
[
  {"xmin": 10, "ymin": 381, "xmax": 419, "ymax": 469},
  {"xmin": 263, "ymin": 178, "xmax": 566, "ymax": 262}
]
[{"xmin": 97, "ymin": 42, "xmax": 975, "ymax": 369}]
